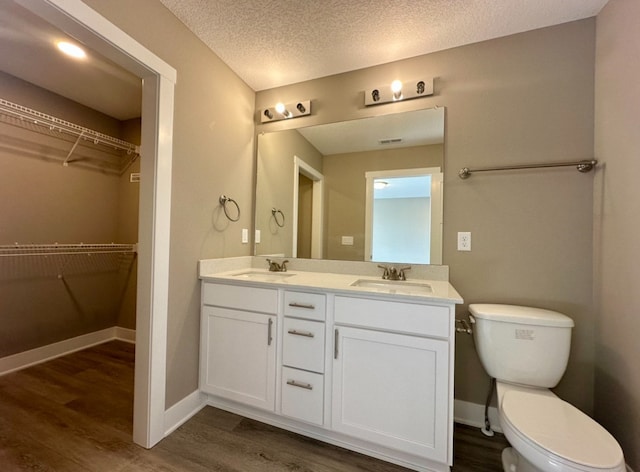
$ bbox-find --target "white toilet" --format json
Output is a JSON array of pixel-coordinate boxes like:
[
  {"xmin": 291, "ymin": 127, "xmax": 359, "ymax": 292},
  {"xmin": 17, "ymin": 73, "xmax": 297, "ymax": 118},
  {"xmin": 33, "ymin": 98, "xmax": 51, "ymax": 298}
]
[{"xmin": 469, "ymin": 304, "xmax": 625, "ymax": 472}]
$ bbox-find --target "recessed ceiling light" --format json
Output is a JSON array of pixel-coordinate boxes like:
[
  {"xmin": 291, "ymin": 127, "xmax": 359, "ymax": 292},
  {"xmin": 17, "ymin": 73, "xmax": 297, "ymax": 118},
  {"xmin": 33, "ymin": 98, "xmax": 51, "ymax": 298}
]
[{"xmin": 56, "ymin": 41, "xmax": 86, "ymax": 59}]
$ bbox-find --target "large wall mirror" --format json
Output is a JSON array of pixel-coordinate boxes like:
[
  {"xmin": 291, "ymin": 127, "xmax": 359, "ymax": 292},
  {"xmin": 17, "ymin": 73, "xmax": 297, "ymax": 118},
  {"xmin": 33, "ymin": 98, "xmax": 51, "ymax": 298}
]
[{"xmin": 255, "ymin": 107, "xmax": 444, "ymax": 264}]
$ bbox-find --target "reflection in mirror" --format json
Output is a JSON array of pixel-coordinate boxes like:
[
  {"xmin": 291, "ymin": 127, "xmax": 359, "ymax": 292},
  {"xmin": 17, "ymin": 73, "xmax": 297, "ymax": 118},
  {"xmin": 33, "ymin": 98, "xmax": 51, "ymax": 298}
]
[
  {"xmin": 365, "ymin": 167, "xmax": 443, "ymax": 265},
  {"xmin": 255, "ymin": 107, "xmax": 444, "ymax": 264}
]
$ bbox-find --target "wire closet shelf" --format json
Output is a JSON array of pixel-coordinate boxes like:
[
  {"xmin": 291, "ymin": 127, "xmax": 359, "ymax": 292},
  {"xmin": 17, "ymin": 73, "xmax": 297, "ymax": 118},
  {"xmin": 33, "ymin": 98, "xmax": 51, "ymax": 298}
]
[
  {"xmin": 0, "ymin": 244, "xmax": 138, "ymax": 281},
  {"xmin": 0, "ymin": 98, "xmax": 140, "ymax": 174},
  {"xmin": 0, "ymin": 243, "xmax": 137, "ymax": 257}
]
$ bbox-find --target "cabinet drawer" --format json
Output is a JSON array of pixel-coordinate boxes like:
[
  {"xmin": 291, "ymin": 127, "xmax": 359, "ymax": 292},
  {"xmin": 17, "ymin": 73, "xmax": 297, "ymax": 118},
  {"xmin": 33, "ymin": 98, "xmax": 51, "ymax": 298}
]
[
  {"xmin": 334, "ymin": 296, "xmax": 450, "ymax": 338},
  {"xmin": 282, "ymin": 318, "xmax": 325, "ymax": 373},
  {"xmin": 203, "ymin": 282, "xmax": 278, "ymax": 314},
  {"xmin": 281, "ymin": 367, "xmax": 324, "ymax": 426},
  {"xmin": 283, "ymin": 291, "xmax": 325, "ymax": 321}
]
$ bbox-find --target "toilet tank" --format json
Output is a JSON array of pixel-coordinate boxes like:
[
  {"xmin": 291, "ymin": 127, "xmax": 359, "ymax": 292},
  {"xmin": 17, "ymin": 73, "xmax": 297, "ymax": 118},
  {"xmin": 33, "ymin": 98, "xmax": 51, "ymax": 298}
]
[{"xmin": 469, "ymin": 304, "xmax": 574, "ymax": 388}]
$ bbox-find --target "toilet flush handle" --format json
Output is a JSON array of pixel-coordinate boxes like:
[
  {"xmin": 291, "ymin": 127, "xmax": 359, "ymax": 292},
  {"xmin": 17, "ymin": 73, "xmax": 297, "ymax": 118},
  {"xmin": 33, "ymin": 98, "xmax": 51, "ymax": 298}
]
[{"xmin": 455, "ymin": 318, "xmax": 473, "ymax": 334}]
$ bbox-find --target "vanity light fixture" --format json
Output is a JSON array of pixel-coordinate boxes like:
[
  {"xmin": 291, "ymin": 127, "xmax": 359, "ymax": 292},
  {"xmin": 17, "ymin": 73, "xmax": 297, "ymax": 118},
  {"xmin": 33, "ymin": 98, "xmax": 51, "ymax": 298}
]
[
  {"xmin": 261, "ymin": 100, "xmax": 311, "ymax": 123},
  {"xmin": 56, "ymin": 41, "xmax": 86, "ymax": 59},
  {"xmin": 365, "ymin": 78, "xmax": 433, "ymax": 106},
  {"xmin": 374, "ymin": 181, "xmax": 389, "ymax": 190}
]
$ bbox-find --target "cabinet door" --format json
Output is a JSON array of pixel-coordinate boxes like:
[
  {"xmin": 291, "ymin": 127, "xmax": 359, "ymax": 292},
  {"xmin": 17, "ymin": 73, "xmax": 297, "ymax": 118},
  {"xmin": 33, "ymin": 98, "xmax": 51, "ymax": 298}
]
[
  {"xmin": 201, "ymin": 306, "xmax": 276, "ymax": 411},
  {"xmin": 332, "ymin": 326, "xmax": 449, "ymax": 462}
]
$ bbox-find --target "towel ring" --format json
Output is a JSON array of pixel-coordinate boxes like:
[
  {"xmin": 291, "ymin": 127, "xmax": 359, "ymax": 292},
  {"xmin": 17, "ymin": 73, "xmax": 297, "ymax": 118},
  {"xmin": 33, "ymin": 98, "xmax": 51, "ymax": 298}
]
[
  {"xmin": 271, "ymin": 208, "xmax": 285, "ymax": 227},
  {"xmin": 219, "ymin": 195, "xmax": 240, "ymax": 222}
]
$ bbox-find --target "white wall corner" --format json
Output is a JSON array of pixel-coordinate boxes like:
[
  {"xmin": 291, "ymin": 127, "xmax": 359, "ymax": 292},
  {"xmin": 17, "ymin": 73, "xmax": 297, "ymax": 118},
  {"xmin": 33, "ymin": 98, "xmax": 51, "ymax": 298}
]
[
  {"xmin": 164, "ymin": 389, "xmax": 207, "ymax": 437},
  {"xmin": 454, "ymin": 399, "xmax": 502, "ymax": 433}
]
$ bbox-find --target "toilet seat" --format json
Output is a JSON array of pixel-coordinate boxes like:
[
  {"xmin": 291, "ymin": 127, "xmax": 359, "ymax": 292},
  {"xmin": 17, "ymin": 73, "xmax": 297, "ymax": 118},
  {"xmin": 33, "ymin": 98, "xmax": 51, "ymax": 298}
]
[{"xmin": 500, "ymin": 390, "xmax": 625, "ymax": 472}]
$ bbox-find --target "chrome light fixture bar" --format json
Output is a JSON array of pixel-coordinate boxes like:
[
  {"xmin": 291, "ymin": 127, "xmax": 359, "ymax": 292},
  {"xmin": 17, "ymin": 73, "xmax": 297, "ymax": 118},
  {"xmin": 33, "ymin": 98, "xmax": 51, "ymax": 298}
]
[
  {"xmin": 261, "ymin": 100, "xmax": 311, "ymax": 123},
  {"xmin": 365, "ymin": 78, "xmax": 433, "ymax": 106}
]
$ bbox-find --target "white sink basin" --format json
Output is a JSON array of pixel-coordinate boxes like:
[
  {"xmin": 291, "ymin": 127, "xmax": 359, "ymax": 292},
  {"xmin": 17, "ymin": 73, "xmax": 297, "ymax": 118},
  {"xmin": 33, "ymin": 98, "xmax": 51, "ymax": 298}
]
[
  {"xmin": 350, "ymin": 279, "xmax": 432, "ymax": 294},
  {"xmin": 232, "ymin": 270, "xmax": 295, "ymax": 282}
]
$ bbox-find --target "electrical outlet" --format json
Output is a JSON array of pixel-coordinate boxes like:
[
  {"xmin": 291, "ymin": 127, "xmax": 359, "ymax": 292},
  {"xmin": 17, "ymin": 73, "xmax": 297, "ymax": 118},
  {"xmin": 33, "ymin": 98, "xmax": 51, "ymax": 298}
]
[{"xmin": 457, "ymin": 232, "xmax": 471, "ymax": 251}]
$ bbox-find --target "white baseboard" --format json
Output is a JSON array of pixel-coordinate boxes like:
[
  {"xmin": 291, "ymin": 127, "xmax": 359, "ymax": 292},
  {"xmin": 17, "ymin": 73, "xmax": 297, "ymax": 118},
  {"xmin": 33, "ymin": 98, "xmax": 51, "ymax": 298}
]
[
  {"xmin": 164, "ymin": 389, "xmax": 207, "ymax": 437},
  {"xmin": 454, "ymin": 399, "xmax": 502, "ymax": 433},
  {"xmin": 115, "ymin": 326, "xmax": 136, "ymax": 343},
  {"xmin": 0, "ymin": 326, "xmax": 136, "ymax": 376}
]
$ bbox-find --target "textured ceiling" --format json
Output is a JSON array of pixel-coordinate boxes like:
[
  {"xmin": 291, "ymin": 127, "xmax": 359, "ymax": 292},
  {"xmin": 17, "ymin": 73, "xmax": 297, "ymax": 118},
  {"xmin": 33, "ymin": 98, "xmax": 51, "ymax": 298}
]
[
  {"xmin": 159, "ymin": 0, "xmax": 609, "ymax": 91},
  {"xmin": 0, "ymin": 0, "xmax": 608, "ymax": 119}
]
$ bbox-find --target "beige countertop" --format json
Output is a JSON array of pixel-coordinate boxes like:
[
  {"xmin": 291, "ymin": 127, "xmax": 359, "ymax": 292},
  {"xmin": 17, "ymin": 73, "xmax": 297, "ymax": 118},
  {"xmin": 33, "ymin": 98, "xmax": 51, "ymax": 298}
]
[{"xmin": 199, "ymin": 257, "xmax": 463, "ymax": 304}]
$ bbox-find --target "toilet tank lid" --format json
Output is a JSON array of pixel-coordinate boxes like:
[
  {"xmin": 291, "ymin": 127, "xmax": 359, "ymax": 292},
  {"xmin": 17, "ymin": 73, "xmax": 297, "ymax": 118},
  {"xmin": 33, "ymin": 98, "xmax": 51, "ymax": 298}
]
[{"xmin": 469, "ymin": 304, "xmax": 574, "ymax": 327}]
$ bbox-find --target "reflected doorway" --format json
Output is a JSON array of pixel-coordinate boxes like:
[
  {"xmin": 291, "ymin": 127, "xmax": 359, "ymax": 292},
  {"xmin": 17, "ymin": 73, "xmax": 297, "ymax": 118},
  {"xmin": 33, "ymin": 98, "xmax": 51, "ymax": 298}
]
[
  {"xmin": 364, "ymin": 167, "xmax": 443, "ymax": 264},
  {"xmin": 292, "ymin": 156, "xmax": 324, "ymax": 258}
]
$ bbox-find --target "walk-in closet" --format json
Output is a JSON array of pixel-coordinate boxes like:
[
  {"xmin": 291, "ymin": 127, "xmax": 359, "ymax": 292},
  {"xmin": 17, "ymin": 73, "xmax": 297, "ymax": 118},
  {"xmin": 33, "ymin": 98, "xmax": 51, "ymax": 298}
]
[{"xmin": 0, "ymin": 0, "xmax": 142, "ymax": 385}]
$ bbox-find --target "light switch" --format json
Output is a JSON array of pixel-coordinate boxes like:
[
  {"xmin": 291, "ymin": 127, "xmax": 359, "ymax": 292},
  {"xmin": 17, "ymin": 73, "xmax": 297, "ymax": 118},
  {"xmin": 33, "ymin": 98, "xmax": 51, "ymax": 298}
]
[
  {"xmin": 241, "ymin": 228, "xmax": 248, "ymax": 244},
  {"xmin": 341, "ymin": 236, "xmax": 354, "ymax": 246},
  {"xmin": 255, "ymin": 230, "xmax": 261, "ymax": 244}
]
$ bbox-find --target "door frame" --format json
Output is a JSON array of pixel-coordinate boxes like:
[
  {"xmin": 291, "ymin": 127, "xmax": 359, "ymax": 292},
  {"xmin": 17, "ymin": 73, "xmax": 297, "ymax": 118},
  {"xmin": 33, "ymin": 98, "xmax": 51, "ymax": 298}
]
[
  {"xmin": 18, "ymin": 0, "xmax": 176, "ymax": 448},
  {"xmin": 292, "ymin": 156, "xmax": 324, "ymax": 258}
]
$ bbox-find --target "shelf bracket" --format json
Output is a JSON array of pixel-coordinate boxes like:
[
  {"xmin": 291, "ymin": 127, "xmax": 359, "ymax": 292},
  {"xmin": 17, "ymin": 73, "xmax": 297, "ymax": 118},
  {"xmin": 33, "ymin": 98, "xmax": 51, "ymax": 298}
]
[{"xmin": 63, "ymin": 131, "xmax": 85, "ymax": 167}]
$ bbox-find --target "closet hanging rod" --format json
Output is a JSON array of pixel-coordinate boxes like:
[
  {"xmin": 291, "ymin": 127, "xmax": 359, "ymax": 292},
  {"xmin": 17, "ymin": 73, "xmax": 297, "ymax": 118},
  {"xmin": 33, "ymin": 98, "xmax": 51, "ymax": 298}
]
[
  {"xmin": 0, "ymin": 98, "xmax": 139, "ymax": 155},
  {"xmin": 458, "ymin": 159, "xmax": 597, "ymax": 179}
]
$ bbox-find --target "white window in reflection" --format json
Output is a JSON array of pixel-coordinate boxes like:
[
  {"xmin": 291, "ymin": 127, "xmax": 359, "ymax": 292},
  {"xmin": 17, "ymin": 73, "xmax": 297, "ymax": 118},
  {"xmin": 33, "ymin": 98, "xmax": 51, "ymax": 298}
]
[{"xmin": 365, "ymin": 168, "xmax": 443, "ymax": 265}]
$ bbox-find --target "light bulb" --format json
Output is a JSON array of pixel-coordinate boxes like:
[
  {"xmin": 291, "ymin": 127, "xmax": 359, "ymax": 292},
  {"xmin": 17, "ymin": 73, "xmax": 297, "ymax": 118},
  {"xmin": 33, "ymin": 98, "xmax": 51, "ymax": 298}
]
[
  {"xmin": 57, "ymin": 41, "xmax": 86, "ymax": 59},
  {"xmin": 275, "ymin": 103, "xmax": 286, "ymax": 114},
  {"xmin": 391, "ymin": 80, "xmax": 403, "ymax": 100}
]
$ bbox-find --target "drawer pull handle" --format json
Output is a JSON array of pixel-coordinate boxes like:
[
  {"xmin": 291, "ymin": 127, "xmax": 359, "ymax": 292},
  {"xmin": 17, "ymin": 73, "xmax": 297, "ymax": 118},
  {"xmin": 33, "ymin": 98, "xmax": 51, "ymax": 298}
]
[
  {"xmin": 267, "ymin": 318, "xmax": 273, "ymax": 346},
  {"xmin": 288, "ymin": 302, "xmax": 315, "ymax": 310},
  {"xmin": 287, "ymin": 329, "xmax": 314, "ymax": 338},
  {"xmin": 286, "ymin": 379, "xmax": 313, "ymax": 390},
  {"xmin": 334, "ymin": 328, "xmax": 339, "ymax": 359}
]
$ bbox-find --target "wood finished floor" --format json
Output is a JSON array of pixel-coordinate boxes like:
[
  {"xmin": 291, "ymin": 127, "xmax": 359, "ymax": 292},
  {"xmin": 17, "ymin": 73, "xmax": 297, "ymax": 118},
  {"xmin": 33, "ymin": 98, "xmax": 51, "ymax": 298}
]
[{"xmin": 0, "ymin": 341, "xmax": 509, "ymax": 471}]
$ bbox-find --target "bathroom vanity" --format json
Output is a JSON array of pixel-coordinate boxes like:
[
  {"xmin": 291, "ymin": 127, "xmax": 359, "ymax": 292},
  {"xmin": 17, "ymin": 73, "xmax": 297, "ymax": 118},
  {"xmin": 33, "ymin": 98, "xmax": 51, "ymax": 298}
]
[{"xmin": 199, "ymin": 257, "xmax": 462, "ymax": 472}]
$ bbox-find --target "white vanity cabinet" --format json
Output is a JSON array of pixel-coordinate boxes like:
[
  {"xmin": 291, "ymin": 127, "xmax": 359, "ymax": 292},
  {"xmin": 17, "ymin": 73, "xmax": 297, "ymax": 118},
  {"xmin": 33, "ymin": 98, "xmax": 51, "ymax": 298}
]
[
  {"xmin": 200, "ymin": 283, "xmax": 278, "ymax": 411},
  {"xmin": 199, "ymin": 270, "xmax": 459, "ymax": 472},
  {"xmin": 332, "ymin": 296, "xmax": 452, "ymax": 463}
]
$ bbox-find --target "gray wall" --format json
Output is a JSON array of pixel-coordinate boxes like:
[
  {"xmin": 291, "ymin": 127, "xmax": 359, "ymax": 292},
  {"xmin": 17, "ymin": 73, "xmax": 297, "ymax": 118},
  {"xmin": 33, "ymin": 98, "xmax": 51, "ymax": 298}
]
[
  {"xmin": 594, "ymin": 0, "xmax": 640, "ymax": 467},
  {"xmin": 323, "ymin": 144, "xmax": 442, "ymax": 261},
  {"xmin": 83, "ymin": 0, "xmax": 256, "ymax": 408},
  {"xmin": 255, "ymin": 129, "xmax": 323, "ymax": 257},
  {"xmin": 256, "ymin": 20, "xmax": 596, "ymax": 413}
]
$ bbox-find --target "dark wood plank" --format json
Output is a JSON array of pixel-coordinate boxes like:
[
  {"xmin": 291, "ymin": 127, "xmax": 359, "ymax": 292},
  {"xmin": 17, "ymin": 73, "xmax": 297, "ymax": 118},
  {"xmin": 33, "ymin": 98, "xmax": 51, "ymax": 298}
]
[{"xmin": 0, "ymin": 340, "xmax": 510, "ymax": 471}]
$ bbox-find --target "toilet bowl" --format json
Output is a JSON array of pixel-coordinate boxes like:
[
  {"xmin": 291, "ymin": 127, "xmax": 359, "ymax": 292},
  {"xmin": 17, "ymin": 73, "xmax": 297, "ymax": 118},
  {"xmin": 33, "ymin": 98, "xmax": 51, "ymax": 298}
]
[
  {"xmin": 497, "ymin": 383, "xmax": 625, "ymax": 472},
  {"xmin": 468, "ymin": 304, "xmax": 626, "ymax": 472}
]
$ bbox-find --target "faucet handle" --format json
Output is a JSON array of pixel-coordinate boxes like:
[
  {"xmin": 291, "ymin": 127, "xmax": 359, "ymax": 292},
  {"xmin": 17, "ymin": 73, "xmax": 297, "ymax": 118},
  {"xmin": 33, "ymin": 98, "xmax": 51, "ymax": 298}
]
[
  {"xmin": 377, "ymin": 264, "xmax": 390, "ymax": 279},
  {"xmin": 398, "ymin": 266, "xmax": 411, "ymax": 280},
  {"xmin": 281, "ymin": 260, "xmax": 289, "ymax": 272}
]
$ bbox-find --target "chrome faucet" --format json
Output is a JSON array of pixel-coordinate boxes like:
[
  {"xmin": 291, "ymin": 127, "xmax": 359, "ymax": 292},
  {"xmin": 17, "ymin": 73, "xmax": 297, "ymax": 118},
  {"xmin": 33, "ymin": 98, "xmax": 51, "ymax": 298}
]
[
  {"xmin": 378, "ymin": 264, "xmax": 411, "ymax": 280},
  {"xmin": 266, "ymin": 258, "xmax": 289, "ymax": 272}
]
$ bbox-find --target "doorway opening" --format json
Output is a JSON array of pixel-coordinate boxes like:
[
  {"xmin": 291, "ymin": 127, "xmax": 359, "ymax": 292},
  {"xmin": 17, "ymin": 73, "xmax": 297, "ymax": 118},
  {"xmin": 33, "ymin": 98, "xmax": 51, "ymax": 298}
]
[
  {"xmin": 16, "ymin": 0, "xmax": 176, "ymax": 448},
  {"xmin": 364, "ymin": 167, "xmax": 443, "ymax": 264}
]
